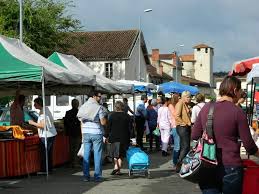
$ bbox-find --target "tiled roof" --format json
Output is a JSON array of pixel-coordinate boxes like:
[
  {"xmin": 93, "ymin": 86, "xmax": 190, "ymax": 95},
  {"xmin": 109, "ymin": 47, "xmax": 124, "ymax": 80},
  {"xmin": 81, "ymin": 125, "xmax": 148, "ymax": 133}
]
[
  {"xmin": 59, "ymin": 30, "xmax": 150, "ymax": 64},
  {"xmin": 159, "ymin": 54, "xmax": 173, "ymax": 60},
  {"xmin": 193, "ymin": 44, "xmax": 213, "ymax": 49},
  {"xmin": 147, "ymin": 65, "xmax": 173, "ymax": 80},
  {"xmin": 148, "ymin": 54, "xmax": 174, "ymax": 60},
  {"xmin": 181, "ymin": 76, "xmax": 210, "ymax": 87},
  {"xmin": 180, "ymin": 54, "xmax": 195, "ymax": 62},
  {"xmin": 160, "ymin": 60, "xmax": 176, "ymax": 67}
]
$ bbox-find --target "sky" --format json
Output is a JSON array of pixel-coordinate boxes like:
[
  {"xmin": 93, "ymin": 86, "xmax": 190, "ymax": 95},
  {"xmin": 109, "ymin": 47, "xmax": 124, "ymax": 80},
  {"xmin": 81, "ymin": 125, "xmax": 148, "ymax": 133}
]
[{"xmin": 71, "ymin": 0, "xmax": 259, "ymax": 72}]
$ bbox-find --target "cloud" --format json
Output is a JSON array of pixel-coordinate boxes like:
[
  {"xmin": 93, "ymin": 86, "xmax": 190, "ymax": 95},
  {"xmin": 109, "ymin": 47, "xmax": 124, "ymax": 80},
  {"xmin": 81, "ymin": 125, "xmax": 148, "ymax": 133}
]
[{"xmin": 72, "ymin": 0, "xmax": 259, "ymax": 72}]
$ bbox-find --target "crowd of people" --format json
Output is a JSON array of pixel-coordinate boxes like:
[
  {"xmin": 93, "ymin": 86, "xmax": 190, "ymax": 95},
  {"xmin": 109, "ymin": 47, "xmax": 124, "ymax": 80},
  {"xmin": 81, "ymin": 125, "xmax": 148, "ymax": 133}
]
[{"xmin": 9, "ymin": 76, "xmax": 259, "ymax": 194}]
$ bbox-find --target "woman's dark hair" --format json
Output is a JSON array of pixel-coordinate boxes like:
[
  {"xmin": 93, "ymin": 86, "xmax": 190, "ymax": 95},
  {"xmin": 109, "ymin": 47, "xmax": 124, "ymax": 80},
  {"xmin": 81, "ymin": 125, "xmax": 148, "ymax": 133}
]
[
  {"xmin": 160, "ymin": 96, "xmax": 166, "ymax": 104},
  {"xmin": 196, "ymin": 93, "xmax": 205, "ymax": 103},
  {"xmin": 219, "ymin": 76, "xmax": 241, "ymax": 98},
  {"xmin": 148, "ymin": 99, "xmax": 152, "ymax": 106},
  {"xmin": 34, "ymin": 97, "xmax": 43, "ymax": 107},
  {"xmin": 115, "ymin": 101, "xmax": 124, "ymax": 111}
]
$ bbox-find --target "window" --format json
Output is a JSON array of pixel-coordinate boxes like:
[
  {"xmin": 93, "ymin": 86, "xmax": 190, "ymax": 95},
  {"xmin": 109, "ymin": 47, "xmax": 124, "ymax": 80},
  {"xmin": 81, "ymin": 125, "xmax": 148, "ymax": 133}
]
[
  {"xmin": 197, "ymin": 48, "xmax": 200, "ymax": 51},
  {"xmin": 105, "ymin": 63, "xmax": 113, "ymax": 79},
  {"xmin": 56, "ymin": 95, "xmax": 69, "ymax": 106},
  {"xmin": 200, "ymin": 64, "xmax": 202, "ymax": 67},
  {"xmin": 205, "ymin": 48, "xmax": 208, "ymax": 53}
]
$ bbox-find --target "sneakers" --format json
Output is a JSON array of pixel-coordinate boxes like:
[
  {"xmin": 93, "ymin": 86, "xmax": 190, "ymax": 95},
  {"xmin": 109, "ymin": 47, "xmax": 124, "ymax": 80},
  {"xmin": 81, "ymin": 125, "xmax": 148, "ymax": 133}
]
[
  {"xmin": 110, "ymin": 169, "xmax": 119, "ymax": 175},
  {"xmin": 83, "ymin": 177, "xmax": 90, "ymax": 182},
  {"xmin": 162, "ymin": 151, "xmax": 169, "ymax": 157},
  {"xmin": 83, "ymin": 177, "xmax": 104, "ymax": 182}
]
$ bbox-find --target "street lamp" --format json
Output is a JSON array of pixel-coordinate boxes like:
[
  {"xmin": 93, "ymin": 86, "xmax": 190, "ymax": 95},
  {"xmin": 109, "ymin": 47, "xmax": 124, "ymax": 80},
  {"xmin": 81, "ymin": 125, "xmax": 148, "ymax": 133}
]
[
  {"xmin": 19, "ymin": 0, "xmax": 23, "ymax": 42},
  {"xmin": 174, "ymin": 44, "xmax": 184, "ymax": 82},
  {"xmin": 138, "ymin": 8, "xmax": 152, "ymax": 81}
]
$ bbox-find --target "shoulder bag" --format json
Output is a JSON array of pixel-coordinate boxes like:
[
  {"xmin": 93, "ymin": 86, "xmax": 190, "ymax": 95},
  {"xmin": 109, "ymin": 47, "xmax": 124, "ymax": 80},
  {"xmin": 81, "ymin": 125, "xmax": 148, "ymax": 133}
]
[{"xmin": 179, "ymin": 102, "xmax": 218, "ymax": 183}]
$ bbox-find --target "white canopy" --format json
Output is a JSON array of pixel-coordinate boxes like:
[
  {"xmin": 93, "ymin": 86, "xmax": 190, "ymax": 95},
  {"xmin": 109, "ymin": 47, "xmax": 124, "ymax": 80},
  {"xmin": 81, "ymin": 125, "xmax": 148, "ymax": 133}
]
[
  {"xmin": 48, "ymin": 52, "xmax": 134, "ymax": 94},
  {"xmin": 118, "ymin": 80, "xmax": 157, "ymax": 92},
  {"xmin": 246, "ymin": 63, "xmax": 259, "ymax": 84}
]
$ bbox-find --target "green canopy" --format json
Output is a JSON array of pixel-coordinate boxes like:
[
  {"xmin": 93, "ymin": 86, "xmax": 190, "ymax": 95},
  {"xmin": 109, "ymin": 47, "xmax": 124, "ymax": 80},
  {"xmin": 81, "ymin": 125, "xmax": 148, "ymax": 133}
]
[{"xmin": 0, "ymin": 35, "xmax": 96, "ymax": 96}]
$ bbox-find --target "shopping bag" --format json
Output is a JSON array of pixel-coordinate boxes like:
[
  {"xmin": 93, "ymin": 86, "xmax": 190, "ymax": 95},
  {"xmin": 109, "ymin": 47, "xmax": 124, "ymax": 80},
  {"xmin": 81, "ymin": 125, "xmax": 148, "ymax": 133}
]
[
  {"xmin": 77, "ymin": 143, "xmax": 84, "ymax": 157},
  {"xmin": 153, "ymin": 127, "xmax": 160, "ymax": 136}
]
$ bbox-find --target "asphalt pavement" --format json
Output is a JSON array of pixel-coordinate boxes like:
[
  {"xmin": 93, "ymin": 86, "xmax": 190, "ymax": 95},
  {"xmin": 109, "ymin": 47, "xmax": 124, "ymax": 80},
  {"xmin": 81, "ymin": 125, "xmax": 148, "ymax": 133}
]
[{"xmin": 0, "ymin": 149, "xmax": 201, "ymax": 194}]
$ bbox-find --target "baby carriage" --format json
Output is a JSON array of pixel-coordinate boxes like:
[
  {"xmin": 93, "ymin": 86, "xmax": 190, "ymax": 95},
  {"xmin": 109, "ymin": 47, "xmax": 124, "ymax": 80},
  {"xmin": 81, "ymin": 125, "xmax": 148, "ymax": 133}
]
[{"xmin": 126, "ymin": 147, "xmax": 150, "ymax": 178}]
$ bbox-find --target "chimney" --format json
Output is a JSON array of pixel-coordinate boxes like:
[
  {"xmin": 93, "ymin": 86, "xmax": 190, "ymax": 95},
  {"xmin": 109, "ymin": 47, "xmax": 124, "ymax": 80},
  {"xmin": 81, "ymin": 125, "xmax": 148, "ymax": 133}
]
[
  {"xmin": 172, "ymin": 51, "xmax": 177, "ymax": 66},
  {"xmin": 152, "ymin": 49, "xmax": 160, "ymax": 64}
]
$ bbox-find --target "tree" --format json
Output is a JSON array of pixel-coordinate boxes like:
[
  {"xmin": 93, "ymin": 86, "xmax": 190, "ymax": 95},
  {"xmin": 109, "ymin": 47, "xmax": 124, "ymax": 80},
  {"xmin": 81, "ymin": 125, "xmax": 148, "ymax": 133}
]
[{"xmin": 0, "ymin": 0, "xmax": 81, "ymax": 57}]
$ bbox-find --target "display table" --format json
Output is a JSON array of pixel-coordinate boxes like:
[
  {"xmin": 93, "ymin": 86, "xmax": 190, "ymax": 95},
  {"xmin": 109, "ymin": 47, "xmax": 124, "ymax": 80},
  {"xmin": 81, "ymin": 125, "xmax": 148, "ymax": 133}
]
[{"xmin": 0, "ymin": 134, "xmax": 69, "ymax": 178}]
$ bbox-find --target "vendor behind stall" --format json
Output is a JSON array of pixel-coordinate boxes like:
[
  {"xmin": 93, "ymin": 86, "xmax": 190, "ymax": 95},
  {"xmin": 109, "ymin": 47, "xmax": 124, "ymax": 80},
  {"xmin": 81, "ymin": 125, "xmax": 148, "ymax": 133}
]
[{"xmin": 10, "ymin": 90, "xmax": 25, "ymax": 126}]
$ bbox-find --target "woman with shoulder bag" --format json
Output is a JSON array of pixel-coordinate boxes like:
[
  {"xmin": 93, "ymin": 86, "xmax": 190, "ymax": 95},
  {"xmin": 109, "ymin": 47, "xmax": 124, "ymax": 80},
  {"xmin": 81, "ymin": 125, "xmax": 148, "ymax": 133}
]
[
  {"xmin": 192, "ymin": 76, "xmax": 259, "ymax": 194},
  {"xmin": 175, "ymin": 91, "xmax": 192, "ymax": 172}
]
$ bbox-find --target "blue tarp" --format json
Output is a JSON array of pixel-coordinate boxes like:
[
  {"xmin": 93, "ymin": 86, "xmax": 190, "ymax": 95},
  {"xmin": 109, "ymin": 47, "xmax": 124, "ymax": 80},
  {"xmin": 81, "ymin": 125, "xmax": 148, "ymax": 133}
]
[
  {"xmin": 158, "ymin": 81, "xmax": 199, "ymax": 95},
  {"xmin": 134, "ymin": 85, "xmax": 147, "ymax": 92}
]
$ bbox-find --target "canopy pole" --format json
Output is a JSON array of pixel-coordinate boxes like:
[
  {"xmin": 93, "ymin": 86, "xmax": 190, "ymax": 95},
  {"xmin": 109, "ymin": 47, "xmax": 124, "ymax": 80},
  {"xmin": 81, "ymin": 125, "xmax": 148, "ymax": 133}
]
[
  {"xmin": 112, "ymin": 95, "xmax": 115, "ymax": 111},
  {"xmin": 250, "ymin": 79, "xmax": 256, "ymax": 125},
  {"xmin": 245, "ymin": 84, "xmax": 248, "ymax": 117},
  {"xmin": 41, "ymin": 68, "xmax": 49, "ymax": 178}
]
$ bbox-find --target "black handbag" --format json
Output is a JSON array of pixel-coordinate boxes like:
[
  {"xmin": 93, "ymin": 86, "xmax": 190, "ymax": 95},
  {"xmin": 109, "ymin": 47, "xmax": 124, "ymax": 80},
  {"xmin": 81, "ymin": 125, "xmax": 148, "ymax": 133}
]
[
  {"xmin": 0, "ymin": 127, "xmax": 13, "ymax": 139},
  {"xmin": 179, "ymin": 103, "xmax": 217, "ymax": 183}
]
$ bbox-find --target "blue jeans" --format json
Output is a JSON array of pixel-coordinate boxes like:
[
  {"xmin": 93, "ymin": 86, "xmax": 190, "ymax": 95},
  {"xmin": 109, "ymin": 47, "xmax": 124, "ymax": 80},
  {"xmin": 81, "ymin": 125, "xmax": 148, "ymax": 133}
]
[
  {"xmin": 200, "ymin": 166, "xmax": 243, "ymax": 194},
  {"xmin": 171, "ymin": 128, "xmax": 180, "ymax": 165},
  {"xmin": 83, "ymin": 133, "xmax": 103, "ymax": 180},
  {"xmin": 176, "ymin": 125, "xmax": 191, "ymax": 163}
]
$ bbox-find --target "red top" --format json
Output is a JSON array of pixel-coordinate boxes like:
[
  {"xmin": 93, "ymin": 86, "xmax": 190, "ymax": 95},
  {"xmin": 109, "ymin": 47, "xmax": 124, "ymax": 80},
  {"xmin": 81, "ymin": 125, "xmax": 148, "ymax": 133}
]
[{"xmin": 192, "ymin": 101, "xmax": 258, "ymax": 166}]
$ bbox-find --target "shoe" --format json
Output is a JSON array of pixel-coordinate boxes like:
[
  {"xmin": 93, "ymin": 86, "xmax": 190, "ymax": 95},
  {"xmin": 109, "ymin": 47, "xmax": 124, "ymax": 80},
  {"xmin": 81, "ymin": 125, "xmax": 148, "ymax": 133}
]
[
  {"xmin": 115, "ymin": 171, "xmax": 123, "ymax": 176},
  {"xmin": 94, "ymin": 177, "xmax": 104, "ymax": 182},
  {"xmin": 171, "ymin": 164, "xmax": 177, "ymax": 171},
  {"xmin": 175, "ymin": 163, "xmax": 182, "ymax": 173},
  {"xmin": 162, "ymin": 151, "xmax": 168, "ymax": 157},
  {"xmin": 83, "ymin": 177, "xmax": 90, "ymax": 182},
  {"xmin": 110, "ymin": 169, "xmax": 119, "ymax": 175}
]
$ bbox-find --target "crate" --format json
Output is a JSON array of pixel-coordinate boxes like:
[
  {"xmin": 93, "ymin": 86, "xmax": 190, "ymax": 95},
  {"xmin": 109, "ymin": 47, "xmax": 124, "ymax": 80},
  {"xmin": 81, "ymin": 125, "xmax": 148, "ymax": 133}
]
[{"xmin": 242, "ymin": 159, "xmax": 259, "ymax": 194}]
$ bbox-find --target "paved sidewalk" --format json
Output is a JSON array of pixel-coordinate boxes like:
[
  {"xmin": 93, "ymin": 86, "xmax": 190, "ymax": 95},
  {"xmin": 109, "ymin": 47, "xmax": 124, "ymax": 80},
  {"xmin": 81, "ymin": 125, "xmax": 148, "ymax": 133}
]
[{"xmin": 0, "ymin": 150, "xmax": 201, "ymax": 194}]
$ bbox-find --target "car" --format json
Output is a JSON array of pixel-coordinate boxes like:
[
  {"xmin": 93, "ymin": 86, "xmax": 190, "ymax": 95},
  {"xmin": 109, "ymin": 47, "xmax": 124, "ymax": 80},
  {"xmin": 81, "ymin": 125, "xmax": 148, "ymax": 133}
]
[{"xmin": 0, "ymin": 107, "xmax": 39, "ymax": 126}]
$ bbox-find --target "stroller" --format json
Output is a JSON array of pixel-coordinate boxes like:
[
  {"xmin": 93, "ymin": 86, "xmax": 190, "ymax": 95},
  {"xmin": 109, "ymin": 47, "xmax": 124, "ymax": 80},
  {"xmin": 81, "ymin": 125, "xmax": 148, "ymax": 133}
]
[{"xmin": 126, "ymin": 147, "xmax": 150, "ymax": 178}]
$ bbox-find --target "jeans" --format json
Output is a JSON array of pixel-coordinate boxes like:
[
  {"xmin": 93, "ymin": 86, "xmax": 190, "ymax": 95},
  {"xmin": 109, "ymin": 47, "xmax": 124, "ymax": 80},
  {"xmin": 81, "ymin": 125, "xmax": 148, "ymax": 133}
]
[
  {"xmin": 135, "ymin": 116, "xmax": 145, "ymax": 149},
  {"xmin": 148, "ymin": 126, "xmax": 160, "ymax": 149},
  {"xmin": 171, "ymin": 128, "xmax": 180, "ymax": 165},
  {"xmin": 82, "ymin": 133, "xmax": 103, "ymax": 180},
  {"xmin": 200, "ymin": 166, "xmax": 243, "ymax": 194},
  {"xmin": 176, "ymin": 125, "xmax": 191, "ymax": 163},
  {"xmin": 40, "ymin": 136, "xmax": 55, "ymax": 172}
]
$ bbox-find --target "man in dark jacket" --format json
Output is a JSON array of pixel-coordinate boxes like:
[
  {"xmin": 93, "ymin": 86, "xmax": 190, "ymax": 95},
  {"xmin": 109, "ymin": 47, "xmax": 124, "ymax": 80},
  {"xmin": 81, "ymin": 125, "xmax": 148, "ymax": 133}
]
[{"xmin": 64, "ymin": 99, "xmax": 81, "ymax": 167}]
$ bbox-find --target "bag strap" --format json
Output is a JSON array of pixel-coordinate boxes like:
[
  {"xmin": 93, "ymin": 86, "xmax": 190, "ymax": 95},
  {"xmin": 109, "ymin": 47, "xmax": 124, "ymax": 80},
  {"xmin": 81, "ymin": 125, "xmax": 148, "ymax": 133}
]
[{"xmin": 205, "ymin": 102, "xmax": 215, "ymax": 138}]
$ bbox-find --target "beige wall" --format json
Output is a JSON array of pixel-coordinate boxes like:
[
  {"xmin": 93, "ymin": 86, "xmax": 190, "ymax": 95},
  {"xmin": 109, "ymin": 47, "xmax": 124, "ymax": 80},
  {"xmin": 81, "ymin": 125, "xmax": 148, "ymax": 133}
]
[
  {"xmin": 182, "ymin": 61, "xmax": 195, "ymax": 78},
  {"xmin": 194, "ymin": 47, "xmax": 213, "ymax": 86}
]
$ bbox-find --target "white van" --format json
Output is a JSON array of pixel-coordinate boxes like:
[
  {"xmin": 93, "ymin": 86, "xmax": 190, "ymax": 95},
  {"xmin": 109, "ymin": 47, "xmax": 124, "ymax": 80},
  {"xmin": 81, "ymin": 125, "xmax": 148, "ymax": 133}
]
[{"xmin": 32, "ymin": 95, "xmax": 78, "ymax": 120}]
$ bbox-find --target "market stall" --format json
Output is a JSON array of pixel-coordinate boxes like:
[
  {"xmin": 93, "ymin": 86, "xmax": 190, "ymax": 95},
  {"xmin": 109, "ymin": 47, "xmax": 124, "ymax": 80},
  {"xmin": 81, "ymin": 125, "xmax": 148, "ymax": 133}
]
[
  {"xmin": 0, "ymin": 133, "xmax": 69, "ymax": 178},
  {"xmin": 0, "ymin": 35, "xmax": 97, "ymax": 177}
]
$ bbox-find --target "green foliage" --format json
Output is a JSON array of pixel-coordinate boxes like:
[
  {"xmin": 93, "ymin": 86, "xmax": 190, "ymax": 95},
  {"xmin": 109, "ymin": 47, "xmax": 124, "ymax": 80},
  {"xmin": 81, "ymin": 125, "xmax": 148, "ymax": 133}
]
[
  {"xmin": 0, "ymin": 0, "xmax": 81, "ymax": 57},
  {"xmin": 0, "ymin": 96, "xmax": 14, "ymax": 106}
]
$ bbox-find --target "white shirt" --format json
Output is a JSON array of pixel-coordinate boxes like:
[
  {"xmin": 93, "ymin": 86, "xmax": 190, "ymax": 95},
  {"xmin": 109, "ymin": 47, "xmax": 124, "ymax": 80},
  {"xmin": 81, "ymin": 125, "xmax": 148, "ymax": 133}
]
[
  {"xmin": 191, "ymin": 102, "xmax": 206, "ymax": 123},
  {"xmin": 37, "ymin": 107, "xmax": 57, "ymax": 138}
]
